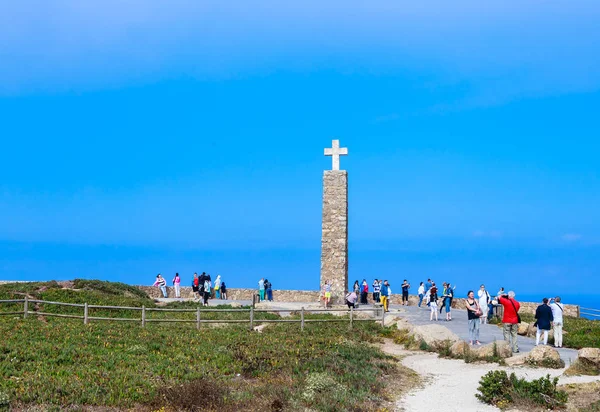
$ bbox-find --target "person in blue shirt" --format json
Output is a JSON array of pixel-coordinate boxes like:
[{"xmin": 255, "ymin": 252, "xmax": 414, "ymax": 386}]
[{"xmin": 380, "ymin": 281, "xmax": 390, "ymax": 312}]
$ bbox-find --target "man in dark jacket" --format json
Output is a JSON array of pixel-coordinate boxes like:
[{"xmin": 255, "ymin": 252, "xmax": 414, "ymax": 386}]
[{"xmin": 535, "ymin": 298, "xmax": 554, "ymax": 346}]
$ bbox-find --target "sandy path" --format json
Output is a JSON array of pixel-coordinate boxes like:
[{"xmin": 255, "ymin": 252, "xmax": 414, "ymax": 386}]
[{"xmin": 380, "ymin": 340, "xmax": 600, "ymax": 412}]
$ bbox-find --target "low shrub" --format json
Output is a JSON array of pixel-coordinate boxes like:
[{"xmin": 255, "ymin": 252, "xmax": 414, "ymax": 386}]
[
  {"xmin": 72, "ymin": 279, "xmax": 149, "ymax": 299},
  {"xmin": 476, "ymin": 370, "xmax": 567, "ymax": 410}
]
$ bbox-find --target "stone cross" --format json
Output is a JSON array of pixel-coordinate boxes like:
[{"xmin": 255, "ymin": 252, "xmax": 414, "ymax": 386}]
[{"xmin": 324, "ymin": 139, "xmax": 348, "ymax": 171}]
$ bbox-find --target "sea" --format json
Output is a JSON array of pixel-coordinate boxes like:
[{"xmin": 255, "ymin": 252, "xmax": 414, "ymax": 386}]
[{"xmin": 518, "ymin": 293, "xmax": 599, "ymax": 320}]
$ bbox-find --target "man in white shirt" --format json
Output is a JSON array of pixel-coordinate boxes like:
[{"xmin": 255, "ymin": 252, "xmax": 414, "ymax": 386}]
[{"xmin": 549, "ymin": 296, "xmax": 564, "ymax": 348}]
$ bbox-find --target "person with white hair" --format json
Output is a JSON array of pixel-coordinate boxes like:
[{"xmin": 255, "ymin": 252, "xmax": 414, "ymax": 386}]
[
  {"xmin": 549, "ymin": 296, "xmax": 564, "ymax": 348},
  {"xmin": 498, "ymin": 291, "xmax": 521, "ymax": 353}
]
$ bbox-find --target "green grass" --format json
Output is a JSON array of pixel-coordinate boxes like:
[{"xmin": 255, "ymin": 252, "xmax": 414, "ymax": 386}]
[
  {"xmin": 520, "ymin": 313, "xmax": 600, "ymax": 349},
  {"xmin": 0, "ymin": 280, "xmax": 399, "ymax": 411}
]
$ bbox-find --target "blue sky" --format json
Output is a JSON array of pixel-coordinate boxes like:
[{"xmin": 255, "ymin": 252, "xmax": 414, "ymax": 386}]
[{"xmin": 1, "ymin": 1, "xmax": 599, "ymax": 302}]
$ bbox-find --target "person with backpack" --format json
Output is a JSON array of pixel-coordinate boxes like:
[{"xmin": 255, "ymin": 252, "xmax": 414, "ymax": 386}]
[
  {"xmin": 478, "ymin": 284, "xmax": 492, "ymax": 324},
  {"xmin": 499, "ymin": 291, "xmax": 521, "ymax": 353},
  {"xmin": 534, "ymin": 298, "xmax": 554, "ymax": 346},
  {"xmin": 429, "ymin": 283, "xmax": 439, "ymax": 321},
  {"xmin": 549, "ymin": 296, "xmax": 564, "ymax": 348}
]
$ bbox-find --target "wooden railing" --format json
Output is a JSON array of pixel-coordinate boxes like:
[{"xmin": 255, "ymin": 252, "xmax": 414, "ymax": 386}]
[
  {"xmin": 0, "ymin": 298, "xmax": 384, "ymax": 331},
  {"xmin": 580, "ymin": 307, "xmax": 600, "ymax": 319}
]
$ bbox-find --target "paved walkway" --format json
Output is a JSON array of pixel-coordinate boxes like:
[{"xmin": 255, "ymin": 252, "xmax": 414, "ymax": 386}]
[{"xmin": 390, "ymin": 303, "xmax": 578, "ymax": 364}]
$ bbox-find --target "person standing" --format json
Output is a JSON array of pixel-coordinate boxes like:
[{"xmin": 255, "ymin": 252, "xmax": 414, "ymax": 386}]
[
  {"xmin": 425, "ymin": 278, "xmax": 433, "ymax": 306},
  {"xmin": 499, "ymin": 291, "xmax": 521, "ymax": 353},
  {"xmin": 443, "ymin": 283, "xmax": 454, "ymax": 321},
  {"xmin": 380, "ymin": 280, "xmax": 389, "ymax": 312},
  {"xmin": 466, "ymin": 290, "xmax": 482, "ymax": 345},
  {"xmin": 549, "ymin": 297, "xmax": 564, "ymax": 348},
  {"xmin": 265, "ymin": 279, "xmax": 273, "ymax": 301},
  {"xmin": 353, "ymin": 280, "xmax": 360, "ymax": 297},
  {"xmin": 192, "ymin": 273, "xmax": 200, "ymax": 301},
  {"xmin": 429, "ymin": 283, "xmax": 439, "ymax": 321},
  {"xmin": 220, "ymin": 282, "xmax": 227, "ymax": 300},
  {"xmin": 417, "ymin": 282, "xmax": 425, "ymax": 307},
  {"xmin": 478, "ymin": 285, "xmax": 491, "ymax": 324},
  {"xmin": 153, "ymin": 274, "xmax": 168, "ymax": 298},
  {"xmin": 534, "ymin": 298, "xmax": 554, "ymax": 346},
  {"xmin": 202, "ymin": 277, "xmax": 211, "ymax": 306},
  {"xmin": 373, "ymin": 279, "xmax": 381, "ymax": 303},
  {"xmin": 401, "ymin": 280, "xmax": 410, "ymax": 306},
  {"xmin": 360, "ymin": 279, "xmax": 368, "ymax": 304},
  {"xmin": 322, "ymin": 281, "xmax": 332, "ymax": 308},
  {"xmin": 439, "ymin": 282, "xmax": 448, "ymax": 313},
  {"xmin": 258, "ymin": 278, "xmax": 265, "ymax": 301},
  {"xmin": 214, "ymin": 275, "xmax": 222, "ymax": 299},
  {"xmin": 172, "ymin": 273, "xmax": 181, "ymax": 298}
]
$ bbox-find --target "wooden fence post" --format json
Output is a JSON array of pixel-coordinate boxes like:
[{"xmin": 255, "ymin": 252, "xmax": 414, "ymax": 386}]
[
  {"xmin": 84, "ymin": 303, "xmax": 89, "ymax": 325},
  {"xmin": 23, "ymin": 296, "xmax": 28, "ymax": 318},
  {"xmin": 301, "ymin": 307, "xmax": 305, "ymax": 332},
  {"xmin": 196, "ymin": 307, "xmax": 201, "ymax": 330},
  {"xmin": 350, "ymin": 306, "xmax": 353, "ymax": 330},
  {"xmin": 381, "ymin": 306, "xmax": 385, "ymax": 326},
  {"xmin": 250, "ymin": 307, "xmax": 254, "ymax": 330},
  {"xmin": 141, "ymin": 305, "xmax": 146, "ymax": 328}
]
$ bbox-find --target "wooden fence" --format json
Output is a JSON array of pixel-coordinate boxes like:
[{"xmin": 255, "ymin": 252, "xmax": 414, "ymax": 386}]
[
  {"xmin": 581, "ymin": 307, "xmax": 600, "ymax": 319},
  {"xmin": 0, "ymin": 298, "xmax": 384, "ymax": 331}
]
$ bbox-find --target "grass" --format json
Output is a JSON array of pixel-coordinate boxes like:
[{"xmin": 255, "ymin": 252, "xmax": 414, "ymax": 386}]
[
  {"xmin": 519, "ymin": 313, "xmax": 600, "ymax": 349},
  {"xmin": 0, "ymin": 280, "xmax": 400, "ymax": 411}
]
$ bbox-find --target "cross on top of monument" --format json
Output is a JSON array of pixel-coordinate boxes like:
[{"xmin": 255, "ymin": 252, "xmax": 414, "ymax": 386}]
[{"xmin": 324, "ymin": 139, "xmax": 348, "ymax": 171}]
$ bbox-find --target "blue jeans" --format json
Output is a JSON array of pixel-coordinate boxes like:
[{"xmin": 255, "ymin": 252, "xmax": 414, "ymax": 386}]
[
  {"xmin": 267, "ymin": 288, "xmax": 273, "ymax": 301},
  {"xmin": 418, "ymin": 294, "xmax": 424, "ymax": 307},
  {"xmin": 215, "ymin": 289, "xmax": 220, "ymax": 299},
  {"xmin": 160, "ymin": 285, "xmax": 167, "ymax": 298},
  {"xmin": 469, "ymin": 318, "xmax": 480, "ymax": 341},
  {"xmin": 259, "ymin": 290, "xmax": 265, "ymax": 301}
]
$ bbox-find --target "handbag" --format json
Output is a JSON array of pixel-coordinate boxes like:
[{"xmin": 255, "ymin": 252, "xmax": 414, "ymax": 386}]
[{"xmin": 509, "ymin": 298, "xmax": 521, "ymax": 323}]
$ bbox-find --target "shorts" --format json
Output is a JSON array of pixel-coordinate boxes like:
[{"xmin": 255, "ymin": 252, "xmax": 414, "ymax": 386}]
[
  {"xmin": 192, "ymin": 286, "xmax": 199, "ymax": 293},
  {"xmin": 430, "ymin": 301, "xmax": 438, "ymax": 312},
  {"xmin": 325, "ymin": 292, "xmax": 331, "ymax": 298}
]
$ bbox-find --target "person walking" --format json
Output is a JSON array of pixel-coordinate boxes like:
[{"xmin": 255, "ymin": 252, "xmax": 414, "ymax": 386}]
[
  {"xmin": 153, "ymin": 274, "xmax": 168, "ymax": 298},
  {"xmin": 361, "ymin": 279, "xmax": 368, "ymax": 304},
  {"xmin": 478, "ymin": 284, "xmax": 491, "ymax": 324},
  {"xmin": 258, "ymin": 278, "xmax": 265, "ymax": 301},
  {"xmin": 220, "ymin": 282, "xmax": 227, "ymax": 300},
  {"xmin": 466, "ymin": 290, "xmax": 482, "ymax": 345},
  {"xmin": 549, "ymin": 297, "xmax": 564, "ymax": 348},
  {"xmin": 534, "ymin": 298, "xmax": 554, "ymax": 346},
  {"xmin": 417, "ymin": 282, "xmax": 425, "ymax": 307},
  {"xmin": 380, "ymin": 280, "xmax": 390, "ymax": 312},
  {"xmin": 265, "ymin": 279, "xmax": 273, "ymax": 301},
  {"xmin": 373, "ymin": 279, "xmax": 381, "ymax": 303},
  {"xmin": 172, "ymin": 273, "xmax": 181, "ymax": 298},
  {"xmin": 401, "ymin": 279, "xmax": 410, "ymax": 306},
  {"xmin": 192, "ymin": 273, "xmax": 200, "ymax": 301},
  {"xmin": 214, "ymin": 275, "xmax": 222, "ymax": 299},
  {"xmin": 499, "ymin": 291, "xmax": 521, "ymax": 353},
  {"xmin": 429, "ymin": 283, "xmax": 439, "ymax": 321}
]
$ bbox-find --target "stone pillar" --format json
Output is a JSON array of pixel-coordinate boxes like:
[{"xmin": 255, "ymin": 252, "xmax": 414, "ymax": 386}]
[{"xmin": 320, "ymin": 170, "xmax": 348, "ymax": 304}]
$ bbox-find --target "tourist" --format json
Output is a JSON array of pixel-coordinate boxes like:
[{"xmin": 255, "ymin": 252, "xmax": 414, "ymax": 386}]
[
  {"xmin": 429, "ymin": 283, "xmax": 439, "ymax": 321},
  {"xmin": 345, "ymin": 290, "xmax": 358, "ymax": 309},
  {"xmin": 322, "ymin": 280, "xmax": 331, "ymax": 308},
  {"xmin": 203, "ymin": 277, "xmax": 212, "ymax": 306},
  {"xmin": 425, "ymin": 278, "xmax": 433, "ymax": 306},
  {"xmin": 214, "ymin": 275, "xmax": 222, "ymax": 299},
  {"xmin": 478, "ymin": 284, "xmax": 491, "ymax": 324},
  {"xmin": 401, "ymin": 279, "xmax": 410, "ymax": 306},
  {"xmin": 498, "ymin": 291, "xmax": 521, "ymax": 353},
  {"xmin": 153, "ymin": 274, "xmax": 168, "ymax": 298},
  {"xmin": 220, "ymin": 282, "xmax": 227, "ymax": 300},
  {"xmin": 172, "ymin": 273, "xmax": 181, "ymax": 298},
  {"xmin": 258, "ymin": 278, "xmax": 265, "ymax": 301},
  {"xmin": 192, "ymin": 273, "xmax": 200, "ymax": 301},
  {"xmin": 534, "ymin": 298, "xmax": 554, "ymax": 346},
  {"xmin": 361, "ymin": 279, "xmax": 368, "ymax": 304},
  {"xmin": 438, "ymin": 282, "xmax": 448, "ymax": 313},
  {"xmin": 466, "ymin": 290, "xmax": 482, "ymax": 345},
  {"xmin": 380, "ymin": 280, "xmax": 389, "ymax": 312},
  {"xmin": 497, "ymin": 287, "xmax": 505, "ymax": 297},
  {"xmin": 373, "ymin": 279, "xmax": 381, "ymax": 303},
  {"xmin": 265, "ymin": 278, "xmax": 273, "ymax": 301},
  {"xmin": 443, "ymin": 282, "xmax": 454, "ymax": 321},
  {"xmin": 417, "ymin": 282, "xmax": 425, "ymax": 307},
  {"xmin": 549, "ymin": 296, "xmax": 564, "ymax": 348},
  {"xmin": 387, "ymin": 281, "xmax": 393, "ymax": 307},
  {"xmin": 353, "ymin": 280, "xmax": 360, "ymax": 297}
]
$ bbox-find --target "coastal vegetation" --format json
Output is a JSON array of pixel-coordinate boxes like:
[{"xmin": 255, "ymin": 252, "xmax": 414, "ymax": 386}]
[{"xmin": 0, "ymin": 281, "xmax": 405, "ymax": 411}]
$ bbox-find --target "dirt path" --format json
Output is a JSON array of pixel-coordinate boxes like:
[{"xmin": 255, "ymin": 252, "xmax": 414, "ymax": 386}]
[{"xmin": 379, "ymin": 339, "xmax": 600, "ymax": 412}]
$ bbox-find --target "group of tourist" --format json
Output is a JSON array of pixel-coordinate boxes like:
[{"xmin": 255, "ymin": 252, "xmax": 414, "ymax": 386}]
[
  {"xmin": 152, "ymin": 273, "xmax": 228, "ymax": 305},
  {"xmin": 339, "ymin": 279, "xmax": 393, "ymax": 312}
]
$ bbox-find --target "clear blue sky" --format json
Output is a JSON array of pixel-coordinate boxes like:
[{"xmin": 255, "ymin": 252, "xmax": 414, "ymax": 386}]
[{"xmin": 1, "ymin": 1, "xmax": 599, "ymax": 302}]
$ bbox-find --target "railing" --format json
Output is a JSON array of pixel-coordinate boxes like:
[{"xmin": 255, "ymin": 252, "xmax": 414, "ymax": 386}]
[
  {"xmin": 580, "ymin": 307, "xmax": 600, "ymax": 319},
  {"xmin": 0, "ymin": 298, "xmax": 384, "ymax": 331}
]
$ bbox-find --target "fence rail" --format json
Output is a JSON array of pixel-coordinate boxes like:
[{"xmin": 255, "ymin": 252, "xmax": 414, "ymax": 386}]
[
  {"xmin": 581, "ymin": 307, "xmax": 600, "ymax": 319},
  {"xmin": 0, "ymin": 298, "xmax": 384, "ymax": 331}
]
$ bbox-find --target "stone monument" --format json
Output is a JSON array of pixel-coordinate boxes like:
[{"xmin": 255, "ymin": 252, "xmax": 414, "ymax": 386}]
[{"xmin": 320, "ymin": 139, "xmax": 349, "ymax": 304}]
